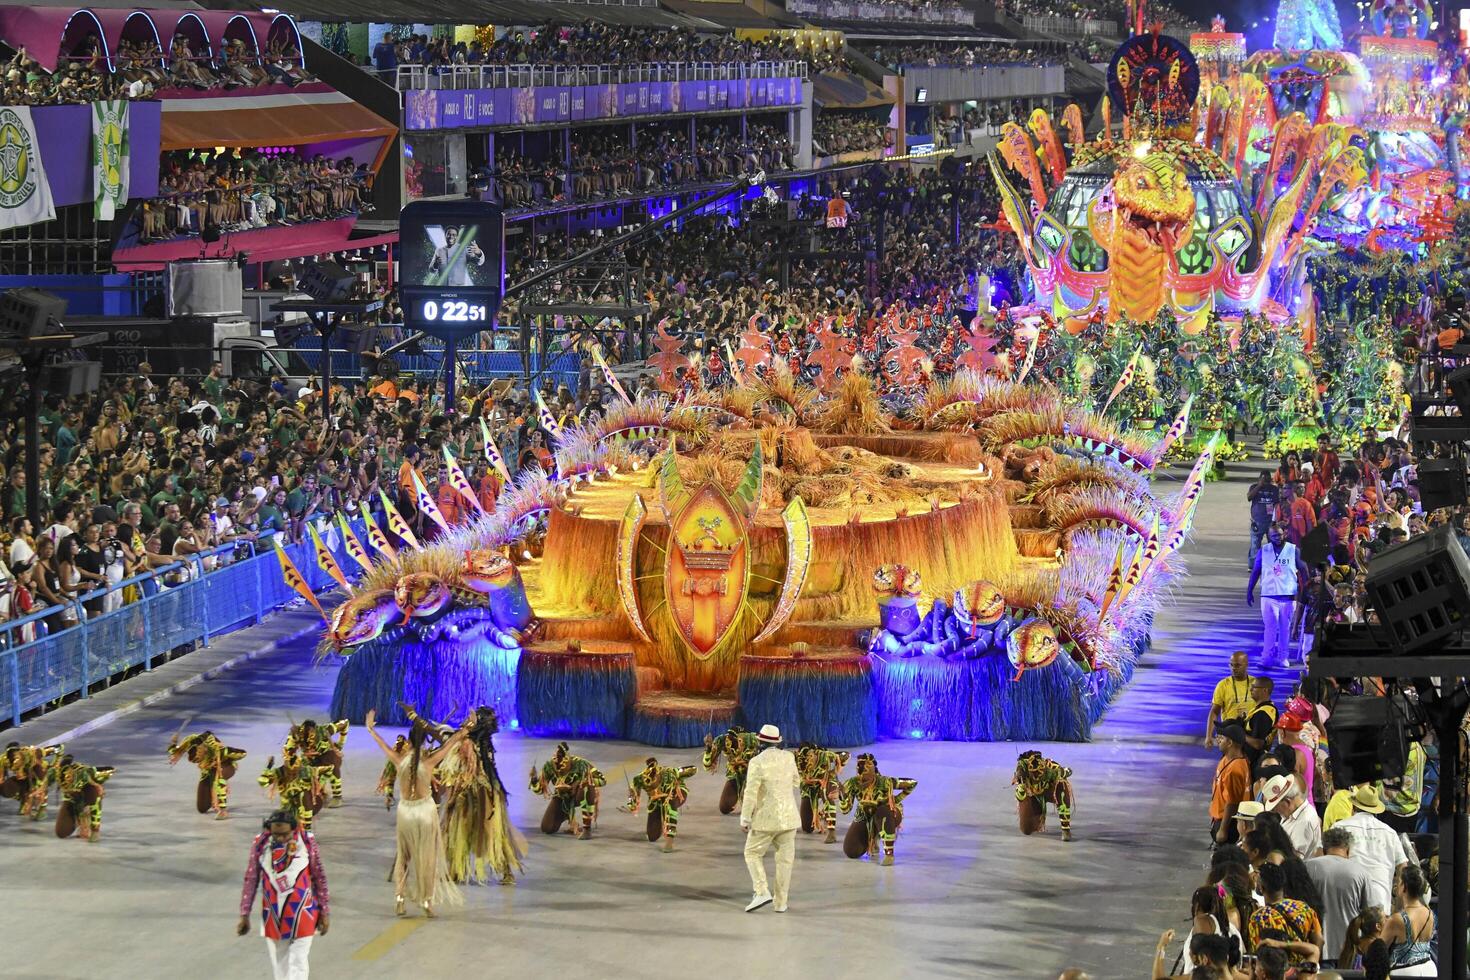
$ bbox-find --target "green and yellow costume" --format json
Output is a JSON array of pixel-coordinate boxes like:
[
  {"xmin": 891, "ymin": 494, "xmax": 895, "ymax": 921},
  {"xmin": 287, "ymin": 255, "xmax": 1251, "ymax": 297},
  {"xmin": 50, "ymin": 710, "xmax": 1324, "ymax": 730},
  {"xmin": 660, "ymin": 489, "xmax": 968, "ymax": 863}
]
[
  {"xmin": 530, "ymin": 743, "xmax": 606, "ymax": 838},
  {"xmin": 3, "ymin": 743, "xmax": 63, "ymax": 821},
  {"xmin": 1013, "ymin": 750, "xmax": 1074, "ymax": 841},
  {"xmin": 284, "ymin": 719, "xmax": 349, "ymax": 807},
  {"xmin": 626, "ymin": 758, "xmax": 697, "ymax": 851},
  {"xmin": 702, "ymin": 727, "xmax": 762, "ymax": 814},
  {"xmin": 167, "ymin": 731, "xmax": 247, "ymax": 818},
  {"xmin": 796, "ymin": 743, "xmax": 850, "ymax": 843},
  {"xmin": 838, "ymin": 753, "xmax": 917, "ymax": 865},
  {"xmin": 258, "ymin": 753, "xmax": 333, "ymax": 832},
  {"xmin": 57, "ymin": 760, "xmax": 115, "ymax": 841}
]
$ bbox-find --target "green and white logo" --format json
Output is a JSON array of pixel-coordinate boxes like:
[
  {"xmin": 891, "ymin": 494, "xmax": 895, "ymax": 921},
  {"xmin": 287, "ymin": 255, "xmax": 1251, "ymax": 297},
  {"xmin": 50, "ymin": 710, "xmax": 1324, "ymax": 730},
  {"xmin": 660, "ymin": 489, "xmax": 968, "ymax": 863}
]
[
  {"xmin": 0, "ymin": 107, "xmax": 39, "ymax": 210},
  {"xmin": 91, "ymin": 100, "xmax": 130, "ymax": 221}
]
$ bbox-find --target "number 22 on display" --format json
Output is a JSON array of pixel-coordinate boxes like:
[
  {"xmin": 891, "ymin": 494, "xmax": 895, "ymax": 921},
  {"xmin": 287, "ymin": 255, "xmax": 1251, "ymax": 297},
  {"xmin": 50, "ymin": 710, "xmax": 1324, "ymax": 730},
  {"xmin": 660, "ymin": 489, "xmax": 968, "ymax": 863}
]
[{"xmin": 422, "ymin": 300, "xmax": 486, "ymax": 322}]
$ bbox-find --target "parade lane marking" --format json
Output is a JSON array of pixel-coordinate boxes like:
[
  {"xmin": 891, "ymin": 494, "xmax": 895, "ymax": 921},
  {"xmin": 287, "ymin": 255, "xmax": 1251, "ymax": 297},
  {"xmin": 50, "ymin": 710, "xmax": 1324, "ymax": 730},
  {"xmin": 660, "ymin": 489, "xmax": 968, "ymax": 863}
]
[{"xmin": 353, "ymin": 918, "xmax": 426, "ymax": 960}]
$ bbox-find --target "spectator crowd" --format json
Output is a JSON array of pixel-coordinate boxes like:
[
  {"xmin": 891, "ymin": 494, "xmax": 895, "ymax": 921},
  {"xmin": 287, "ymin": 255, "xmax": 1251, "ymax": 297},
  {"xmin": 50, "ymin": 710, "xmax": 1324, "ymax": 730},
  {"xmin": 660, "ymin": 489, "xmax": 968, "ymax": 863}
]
[
  {"xmin": 369, "ymin": 22, "xmax": 842, "ymax": 79},
  {"xmin": 813, "ymin": 112, "xmax": 890, "ymax": 158},
  {"xmin": 1184, "ymin": 643, "xmax": 1438, "ymax": 979},
  {"xmin": 784, "ymin": 0, "xmax": 973, "ymax": 27},
  {"xmin": 995, "ymin": 0, "xmax": 1202, "ymax": 34},
  {"xmin": 487, "ymin": 122, "xmax": 793, "ymax": 210},
  {"xmin": 859, "ymin": 40, "xmax": 1068, "ymax": 69},
  {"xmin": 139, "ymin": 150, "xmax": 372, "ymax": 241},
  {"xmin": 2, "ymin": 35, "xmax": 311, "ymax": 106}
]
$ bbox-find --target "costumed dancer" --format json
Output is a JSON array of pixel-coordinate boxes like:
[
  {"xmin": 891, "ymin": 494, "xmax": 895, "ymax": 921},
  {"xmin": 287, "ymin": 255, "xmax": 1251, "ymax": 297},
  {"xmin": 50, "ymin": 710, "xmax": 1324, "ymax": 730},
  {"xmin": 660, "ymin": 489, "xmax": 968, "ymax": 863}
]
[
  {"xmin": 376, "ymin": 735, "xmax": 409, "ymax": 810},
  {"xmin": 238, "ymin": 808, "xmax": 331, "ymax": 977},
  {"xmin": 1013, "ymin": 750, "xmax": 1075, "ymax": 842},
  {"xmin": 167, "ymin": 731, "xmax": 247, "ymax": 820},
  {"xmin": 530, "ymin": 742, "xmax": 607, "ymax": 839},
  {"xmin": 4, "ymin": 742, "xmax": 63, "ymax": 821},
  {"xmin": 625, "ymin": 757, "xmax": 697, "ymax": 852},
  {"xmin": 1, "ymin": 742, "xmax": 29, "ymax": 811},
  {"xmin": 257, "ymin": 751, "xmax": 332, "ymax": 833},
  {"xmin": 795, "ymin": 742, "xmax": 850, "ymax": 843},
  {"xmin": 702, "ymin": 726, "xmax": 762, "ymax": 814},
  {"xmin": 284, "ymin": 719, "xmax": 349, "ymax": 809},
  {"xmin": 426, "ymin": 705, "xmax": 527, "ymax": 886},
  {"xmin": 53, "ymin": 756, "xmax": 115, "ymax": 842},
  {"xmin": 364, "ymin": 708, "xmax": 465, "ymax": 917},
  {"xmin": 838, "ymin": 753, "xmax": 917, "ymax": 866}
]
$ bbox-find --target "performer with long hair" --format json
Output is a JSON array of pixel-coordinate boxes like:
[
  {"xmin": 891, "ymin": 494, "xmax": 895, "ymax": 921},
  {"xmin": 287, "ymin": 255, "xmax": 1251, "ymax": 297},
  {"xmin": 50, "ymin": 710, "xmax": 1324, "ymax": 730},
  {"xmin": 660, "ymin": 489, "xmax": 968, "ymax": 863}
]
[
  {"xmin": 530, "ymin": 742, "xmax": 606, "ymax": 839},
  {"xmin": 364, "ymin": 707, "xmax": 466, "ymax": 917},
  {"xmin": 167, "ymin": 731, "xmax": 247, "ymax": 820},
  {"xmin": 838, "ymin": 753, "xmax": 917, "ymax": 866},
  {"xmin": 376, "ymin": 734, "xmax": 409, "ymax": 810},
  {"xmin": 1013, "ymin": 750, "xmax": 1075, "ymax": 841},
  {"xmin": 434, "ymin": 705, "xmax": 527, "ymax": 886}
]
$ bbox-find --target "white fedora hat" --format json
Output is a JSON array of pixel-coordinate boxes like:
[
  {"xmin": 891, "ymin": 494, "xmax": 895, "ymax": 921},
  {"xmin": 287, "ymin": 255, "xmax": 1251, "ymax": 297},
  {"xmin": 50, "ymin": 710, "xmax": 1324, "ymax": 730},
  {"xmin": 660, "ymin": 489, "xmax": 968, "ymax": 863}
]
[{"xmin": 757, "ymin": 724, "xmax": 781, "ymax": 743}]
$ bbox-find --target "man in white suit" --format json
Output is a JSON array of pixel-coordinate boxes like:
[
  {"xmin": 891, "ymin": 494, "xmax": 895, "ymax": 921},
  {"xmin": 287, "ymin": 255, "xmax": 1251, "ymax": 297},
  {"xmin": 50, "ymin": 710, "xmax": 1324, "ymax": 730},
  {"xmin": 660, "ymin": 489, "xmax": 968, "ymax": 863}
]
[{"xmin": 740, "ymin": 723, "xmax": 801, "ymax": 913}]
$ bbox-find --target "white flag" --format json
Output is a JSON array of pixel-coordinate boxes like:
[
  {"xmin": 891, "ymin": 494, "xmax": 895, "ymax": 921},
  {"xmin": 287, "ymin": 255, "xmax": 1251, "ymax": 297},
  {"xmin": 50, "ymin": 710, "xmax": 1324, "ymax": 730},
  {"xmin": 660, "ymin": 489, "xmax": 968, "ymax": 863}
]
[
  {"xmin": 92, "ymin": 100, "xmax": 130, "ymax": 221},
  {"xmin": 0, "ymin": 106, "xmax": 56, "ymax": 231}
]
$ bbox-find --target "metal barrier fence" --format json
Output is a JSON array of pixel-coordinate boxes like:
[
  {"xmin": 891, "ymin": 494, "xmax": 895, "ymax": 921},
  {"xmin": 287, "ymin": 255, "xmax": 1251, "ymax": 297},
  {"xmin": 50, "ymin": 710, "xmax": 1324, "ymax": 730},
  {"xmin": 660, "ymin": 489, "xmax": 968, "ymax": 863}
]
[
  {"xmin": 1021, "ymin": 14, "xmax": 1120, "ymax": 36},
  {"xmin": 393, "ymin": 59, "xmax": 808, "ymax": 92},
  {"xmin": 785, "ymin": 0, "xmax": 974, "ymax": 25},
  {"xmin": 282, "ymin": 345, "xmax": 583, "ymax": 388},
  {"xmin": 0, "ymin": 524, "xmax": 361, "ymax": 728}
]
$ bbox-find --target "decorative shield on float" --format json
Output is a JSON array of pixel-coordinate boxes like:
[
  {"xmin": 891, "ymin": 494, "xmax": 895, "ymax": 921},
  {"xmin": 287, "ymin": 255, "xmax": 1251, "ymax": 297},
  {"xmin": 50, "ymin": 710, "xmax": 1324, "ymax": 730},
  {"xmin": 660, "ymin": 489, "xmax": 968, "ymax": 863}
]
[
  {"xmin": 657, "ymin": 444, "xmax": 762, "ymax": 658},
  {"xmin": 664, "ymin": 482, "xmax": 749, "ymax": 657}
]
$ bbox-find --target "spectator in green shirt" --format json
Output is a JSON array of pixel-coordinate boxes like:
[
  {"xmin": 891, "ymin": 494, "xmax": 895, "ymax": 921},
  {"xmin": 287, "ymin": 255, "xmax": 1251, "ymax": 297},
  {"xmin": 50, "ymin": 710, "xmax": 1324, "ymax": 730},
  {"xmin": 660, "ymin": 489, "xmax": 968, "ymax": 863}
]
[
  {"xmin": 256, "ymin": 487, "xmax": 289, "ymax": 537},
  {"xmin": 202, "ymin": 361, "xmax": 225, "ymax": 402}
]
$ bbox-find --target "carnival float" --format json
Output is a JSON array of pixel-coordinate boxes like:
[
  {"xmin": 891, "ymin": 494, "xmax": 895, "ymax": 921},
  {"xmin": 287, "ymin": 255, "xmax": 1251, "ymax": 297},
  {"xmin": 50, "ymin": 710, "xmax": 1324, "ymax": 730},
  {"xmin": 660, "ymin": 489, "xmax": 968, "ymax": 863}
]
[
  {"xmin": 309, "ymin": 332, "xmax": 1212, "ymax": 748},
  {"xmin": 990, "ymin": 0, "xmax": 1464, "ymax": 333}
]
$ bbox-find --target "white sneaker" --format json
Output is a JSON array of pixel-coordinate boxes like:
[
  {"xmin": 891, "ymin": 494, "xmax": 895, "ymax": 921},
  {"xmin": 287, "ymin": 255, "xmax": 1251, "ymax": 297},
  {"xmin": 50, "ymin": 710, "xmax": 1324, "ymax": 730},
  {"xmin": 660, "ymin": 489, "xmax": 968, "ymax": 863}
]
[
  {"xmin": 745, "ymin": 893, "xmax": 773, "ymax": 912},
  {"xmin": 774, "ymin": 902, "xmax": 788, "ymax": 913}
]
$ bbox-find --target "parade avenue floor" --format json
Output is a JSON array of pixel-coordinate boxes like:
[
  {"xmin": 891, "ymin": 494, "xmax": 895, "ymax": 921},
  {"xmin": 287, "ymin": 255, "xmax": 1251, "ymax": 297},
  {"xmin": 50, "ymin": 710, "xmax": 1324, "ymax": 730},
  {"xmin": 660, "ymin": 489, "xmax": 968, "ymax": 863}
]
[{"xmin": 2, "ymin": 470, "xmax": 1276, "ymax": 979}]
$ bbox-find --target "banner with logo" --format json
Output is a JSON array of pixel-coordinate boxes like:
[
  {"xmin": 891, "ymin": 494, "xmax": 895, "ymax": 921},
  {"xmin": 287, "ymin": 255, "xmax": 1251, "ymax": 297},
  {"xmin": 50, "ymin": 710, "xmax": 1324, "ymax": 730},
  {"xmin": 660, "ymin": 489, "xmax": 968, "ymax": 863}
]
[
  {"xmin": 91, "ymin": 100, "xmax": 129, "ymax": 221},
  {"xmin": 0, "ymin": 106, "xmax": 56, "ymax": 231}
]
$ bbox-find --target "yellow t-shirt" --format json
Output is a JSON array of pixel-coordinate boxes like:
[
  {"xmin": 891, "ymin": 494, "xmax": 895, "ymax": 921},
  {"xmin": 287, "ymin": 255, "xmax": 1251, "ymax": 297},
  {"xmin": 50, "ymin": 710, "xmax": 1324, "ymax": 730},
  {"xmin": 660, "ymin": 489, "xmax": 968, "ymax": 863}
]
[
  {"xmin": 1322, "ymin": 786, "xmax": 1384, "ymax": 831},
  {"xmin": 1211, "ymin": 676, "xmax": 1253, "ymax": 723}
]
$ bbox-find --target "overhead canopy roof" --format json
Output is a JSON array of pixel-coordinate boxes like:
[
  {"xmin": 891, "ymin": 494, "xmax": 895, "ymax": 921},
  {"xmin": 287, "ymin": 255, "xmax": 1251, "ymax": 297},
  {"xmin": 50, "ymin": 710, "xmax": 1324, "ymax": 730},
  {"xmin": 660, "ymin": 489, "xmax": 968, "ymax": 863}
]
[
  {"xmin": 160, "ymin": 91, "xmax": 396, "ymax": 148},
  {"xmin": 259, "ymin": 0, "xmax": 693, "ymax": 27},
  {"xmin": 812, "ymin": 69, "xmax": 893, "ymax": 109},
  {"xmin": 658, "ymin": 0, "xmax": 795, "ymax": 29},
  {"xmin": 0, "ymin": 6, "xmax": 303, "ymax": 72}
]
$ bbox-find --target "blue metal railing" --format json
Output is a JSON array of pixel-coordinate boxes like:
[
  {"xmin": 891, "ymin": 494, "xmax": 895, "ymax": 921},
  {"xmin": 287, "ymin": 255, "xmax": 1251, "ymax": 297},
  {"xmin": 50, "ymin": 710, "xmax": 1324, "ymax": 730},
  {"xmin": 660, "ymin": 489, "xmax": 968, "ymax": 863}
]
[
  {"xmin": 0, "ymin": 523, "xmax": 365, "ymax": 728},
  {"xmin": 284, "ymin": 345, "xmax": 583, "ymax": 388}
]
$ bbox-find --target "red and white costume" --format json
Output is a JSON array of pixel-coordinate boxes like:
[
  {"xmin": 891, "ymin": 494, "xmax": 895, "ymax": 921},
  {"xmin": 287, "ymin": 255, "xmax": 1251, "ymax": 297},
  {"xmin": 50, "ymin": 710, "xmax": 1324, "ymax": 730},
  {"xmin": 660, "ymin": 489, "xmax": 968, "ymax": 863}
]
[{"xmin": 240, "ymin": 829, "xmax": 330, "ymax": 980}]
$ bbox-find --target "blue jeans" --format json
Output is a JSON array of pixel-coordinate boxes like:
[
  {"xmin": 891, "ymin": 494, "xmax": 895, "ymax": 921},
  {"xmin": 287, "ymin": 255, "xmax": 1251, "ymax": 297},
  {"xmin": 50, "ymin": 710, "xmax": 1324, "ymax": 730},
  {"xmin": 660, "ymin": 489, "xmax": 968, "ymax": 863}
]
[{"xmin": 1248, "ymin": 518, "xmax": 1268, "ymax": 565}]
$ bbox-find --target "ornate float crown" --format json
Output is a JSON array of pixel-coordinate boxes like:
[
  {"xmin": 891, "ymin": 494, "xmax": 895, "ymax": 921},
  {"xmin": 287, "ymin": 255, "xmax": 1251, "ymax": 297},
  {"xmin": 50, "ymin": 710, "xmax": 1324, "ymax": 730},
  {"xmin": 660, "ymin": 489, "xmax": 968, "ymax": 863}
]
[{"xmin": 679, "ymin": 516, "xmax": 736, "ymax": 571}]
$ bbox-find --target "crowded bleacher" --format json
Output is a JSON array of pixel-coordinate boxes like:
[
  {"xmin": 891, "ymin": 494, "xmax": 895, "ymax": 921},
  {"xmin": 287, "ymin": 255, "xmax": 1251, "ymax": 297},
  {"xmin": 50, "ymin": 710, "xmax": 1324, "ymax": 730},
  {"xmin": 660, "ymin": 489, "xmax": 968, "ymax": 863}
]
[
  {"xmin": 813, "ymin": 112, "xmax": 889, "ymax": 157},
  {"xmin": 368, "ymin": 21, "xmax": 842, "ymax": 81},
  {"xmin": 5, "ymin": 0, "xmax": 1470, "ymax": 973},
  {"xmin": 784, "ymin": 0, "xmax": 973, "ymax": 27},
  {"xmin": 140, "ymin": 150, "xmax": 372, "ymax": 241},
  {"xmin": 858, "ymin": 40, "xmax": 1069, "ymax": 69},
  {"xmin": 1, "ymin": 34, "xmax": 312, "ymax": 105}
]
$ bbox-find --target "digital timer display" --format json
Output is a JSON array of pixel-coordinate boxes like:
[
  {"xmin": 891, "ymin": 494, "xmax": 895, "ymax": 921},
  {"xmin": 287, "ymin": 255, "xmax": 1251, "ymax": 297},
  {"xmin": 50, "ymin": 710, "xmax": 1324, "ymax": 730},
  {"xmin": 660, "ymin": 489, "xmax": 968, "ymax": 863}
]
[
  {"xmin": 421, "ymin": 300, "xmax": 488, "ymax": 323},
  {"xmin": 399, "ymin": 199, "xmax": 505, "ymax": 342}
]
